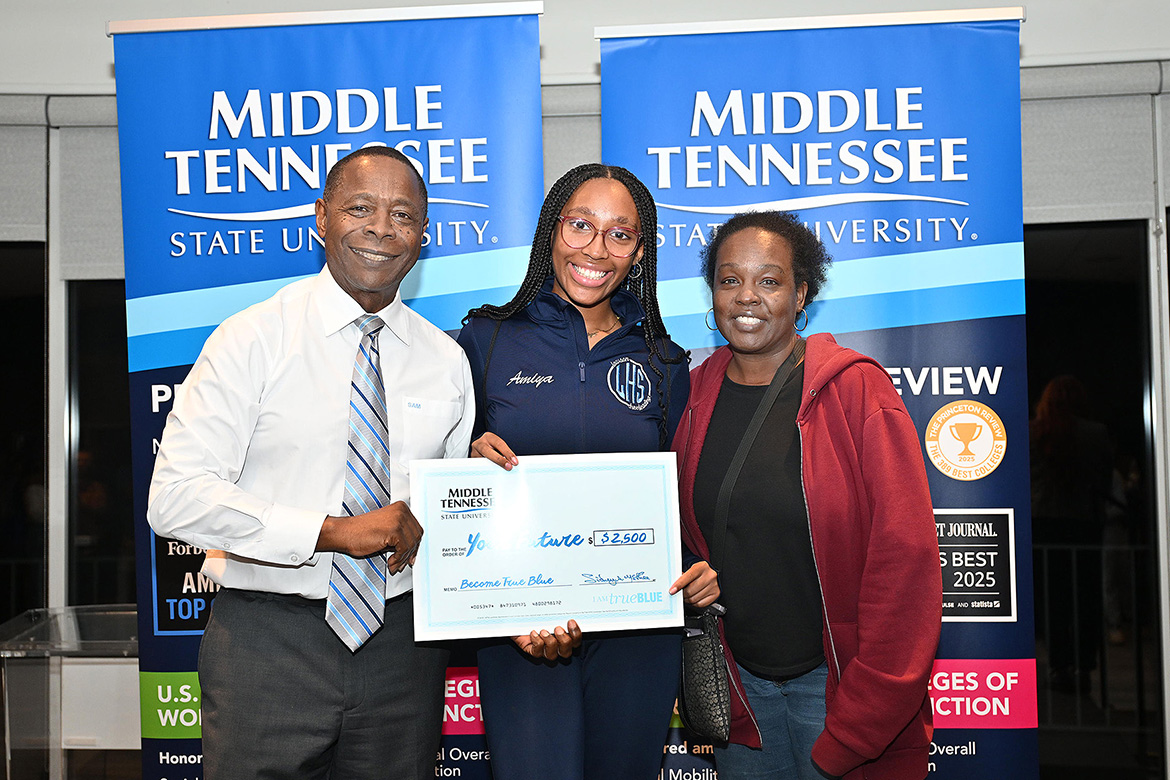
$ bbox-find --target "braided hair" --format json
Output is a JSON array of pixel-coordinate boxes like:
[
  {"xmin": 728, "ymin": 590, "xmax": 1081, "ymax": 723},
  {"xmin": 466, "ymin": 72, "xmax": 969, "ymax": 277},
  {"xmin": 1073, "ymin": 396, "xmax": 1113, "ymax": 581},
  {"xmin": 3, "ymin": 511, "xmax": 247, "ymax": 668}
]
[{"xmin": 465, "ymin": 163, "xmax": 685, "ymax": 448}]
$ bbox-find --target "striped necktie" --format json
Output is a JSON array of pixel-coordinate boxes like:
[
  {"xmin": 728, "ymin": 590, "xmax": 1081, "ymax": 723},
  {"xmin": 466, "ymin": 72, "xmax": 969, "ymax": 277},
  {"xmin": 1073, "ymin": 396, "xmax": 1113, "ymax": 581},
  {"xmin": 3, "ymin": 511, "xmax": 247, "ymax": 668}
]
[{"xmin": 326, "ymin": 314, "xmax": 391, "ymax": 651}]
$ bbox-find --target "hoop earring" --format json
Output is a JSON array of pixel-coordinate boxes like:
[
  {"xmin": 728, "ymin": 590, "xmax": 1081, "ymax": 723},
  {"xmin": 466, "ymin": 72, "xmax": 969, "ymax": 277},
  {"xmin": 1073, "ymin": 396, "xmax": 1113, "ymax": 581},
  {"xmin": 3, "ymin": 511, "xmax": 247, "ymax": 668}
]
[
  {"xmin": 627, "ymin": 262, "xmax": 643, "ymax": 280},
  {"xmin": 794, "ymin": 309, "xmax": 808, "ymax": 332},
  {"xmin": 704, "ymin": 308, "xmax": 718, "ymax": 331}
]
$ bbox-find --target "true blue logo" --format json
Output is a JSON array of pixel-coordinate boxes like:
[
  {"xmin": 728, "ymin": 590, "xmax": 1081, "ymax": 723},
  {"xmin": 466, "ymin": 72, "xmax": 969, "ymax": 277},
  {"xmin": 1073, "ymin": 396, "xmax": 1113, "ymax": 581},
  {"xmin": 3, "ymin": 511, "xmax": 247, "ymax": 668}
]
[{"xmin": 607, "ymin": 357, "xmax": 651, "ymax": 411}]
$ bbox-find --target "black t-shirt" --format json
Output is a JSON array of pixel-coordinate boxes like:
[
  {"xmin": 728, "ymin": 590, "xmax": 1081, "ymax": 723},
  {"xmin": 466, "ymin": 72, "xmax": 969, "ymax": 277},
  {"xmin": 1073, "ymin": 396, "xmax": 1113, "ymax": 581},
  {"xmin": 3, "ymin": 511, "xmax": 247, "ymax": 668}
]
[{"xmin": 693, "ymin": 367, "xmax": 824, "ymax": 678}]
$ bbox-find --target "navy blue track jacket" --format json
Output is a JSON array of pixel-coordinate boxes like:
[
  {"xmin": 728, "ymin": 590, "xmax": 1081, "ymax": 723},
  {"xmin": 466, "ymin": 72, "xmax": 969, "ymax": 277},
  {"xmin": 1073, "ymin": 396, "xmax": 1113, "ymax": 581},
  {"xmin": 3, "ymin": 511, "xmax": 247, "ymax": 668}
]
[{"xmin": 456, "ymin": 281, "xmax": 690, "ymax": 456}]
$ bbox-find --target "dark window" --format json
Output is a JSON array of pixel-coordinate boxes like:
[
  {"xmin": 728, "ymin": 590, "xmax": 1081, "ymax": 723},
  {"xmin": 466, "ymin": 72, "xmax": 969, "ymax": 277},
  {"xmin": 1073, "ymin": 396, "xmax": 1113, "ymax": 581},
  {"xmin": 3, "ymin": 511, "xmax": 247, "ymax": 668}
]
[
  {"xmin": 68, "ymin": 280, "xmax": 134, "ymax": 607},
  {"xmin": 1025, "ymin": 220, "xmax": 1165, "ymax": 778},
  {"xmin": 0, "ymin": 242, "xmax": 47, "ymax": 624}
]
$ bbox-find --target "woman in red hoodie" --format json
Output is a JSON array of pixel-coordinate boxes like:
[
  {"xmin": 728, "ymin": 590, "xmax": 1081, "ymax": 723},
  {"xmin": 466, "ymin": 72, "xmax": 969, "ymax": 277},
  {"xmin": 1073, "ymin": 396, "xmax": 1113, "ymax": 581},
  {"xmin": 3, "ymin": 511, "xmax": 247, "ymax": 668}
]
[{"xmin": 673, "ymin": 211, "xmax": 941, "ymax": 780}]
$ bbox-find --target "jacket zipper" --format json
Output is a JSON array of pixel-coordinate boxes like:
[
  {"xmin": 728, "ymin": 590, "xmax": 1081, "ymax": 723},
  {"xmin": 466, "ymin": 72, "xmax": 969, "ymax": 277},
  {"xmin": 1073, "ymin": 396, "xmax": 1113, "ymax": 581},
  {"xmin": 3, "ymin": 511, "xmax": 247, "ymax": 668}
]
[
  {"xmin": 578, "ymin": 360, "xmax": 586, "ymax": 444},
  {"xmin": 727, "ymin": 654, "xmax": 763, "ymax": 743},
  {"xmin": 797, "ymin": 418, "xmax": 842, "ymax": 683}
]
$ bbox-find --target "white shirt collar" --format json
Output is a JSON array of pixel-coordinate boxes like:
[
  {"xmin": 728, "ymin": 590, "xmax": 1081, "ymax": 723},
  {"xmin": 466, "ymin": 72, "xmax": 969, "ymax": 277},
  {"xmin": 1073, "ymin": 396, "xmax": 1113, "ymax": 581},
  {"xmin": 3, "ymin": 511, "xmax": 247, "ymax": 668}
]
[{"xmin": 312, "ymin": 264, "xmax": 412, "ymax": 346}]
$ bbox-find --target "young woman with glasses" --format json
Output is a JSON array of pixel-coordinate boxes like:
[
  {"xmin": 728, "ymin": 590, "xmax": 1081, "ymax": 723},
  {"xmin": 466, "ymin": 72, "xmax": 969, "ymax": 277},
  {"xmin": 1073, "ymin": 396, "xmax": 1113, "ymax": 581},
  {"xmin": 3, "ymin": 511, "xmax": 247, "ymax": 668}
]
[{"xmin": 457, "ymin": 163, "xmax": 719, "ymax": 780}]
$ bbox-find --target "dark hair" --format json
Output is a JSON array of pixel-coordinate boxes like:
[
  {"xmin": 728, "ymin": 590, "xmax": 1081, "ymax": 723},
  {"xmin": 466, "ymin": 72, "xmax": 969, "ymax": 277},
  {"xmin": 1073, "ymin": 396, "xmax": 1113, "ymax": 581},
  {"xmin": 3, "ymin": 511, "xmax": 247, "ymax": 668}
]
[
  {"xmin": 1031, "ymin": 374, "xmax": 1089, "ymax": 456},
  {"xmin": 699, "ymin": 211, "xmax": 831, "ymax": 305},
  {"xmin": 322, "ymin": 146, "xmax": 428, "ymax": 217},
  {"xmin": 1030, "ymin": 374, "xmax": 1092, "ymax": 493},
  {"xmin": 465, "ymin": 163, "xmax": 685, "ymax": 448}
]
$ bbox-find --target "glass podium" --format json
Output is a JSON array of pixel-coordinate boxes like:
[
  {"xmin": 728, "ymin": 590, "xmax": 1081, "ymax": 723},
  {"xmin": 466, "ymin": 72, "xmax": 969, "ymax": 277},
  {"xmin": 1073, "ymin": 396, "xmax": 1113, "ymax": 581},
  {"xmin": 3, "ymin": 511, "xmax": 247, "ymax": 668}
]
[{"xmin": 0, "ymin": 605, "xmax": 138, "ymax": 780}]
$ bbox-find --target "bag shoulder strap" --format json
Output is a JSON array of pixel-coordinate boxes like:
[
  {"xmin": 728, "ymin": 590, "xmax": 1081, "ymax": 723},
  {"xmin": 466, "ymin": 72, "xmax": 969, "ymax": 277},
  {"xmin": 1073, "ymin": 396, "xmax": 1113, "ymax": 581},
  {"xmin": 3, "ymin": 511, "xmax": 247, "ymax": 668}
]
[{"xmin": 709, "ymin": 338, "xmax": 805, "ymax": 570}]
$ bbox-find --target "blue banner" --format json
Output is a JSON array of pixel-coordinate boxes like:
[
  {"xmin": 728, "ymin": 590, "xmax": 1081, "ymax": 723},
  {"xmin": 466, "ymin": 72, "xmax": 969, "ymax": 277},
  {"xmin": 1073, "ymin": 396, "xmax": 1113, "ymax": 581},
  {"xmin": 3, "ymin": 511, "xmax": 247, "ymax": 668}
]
[
  {"xmin": 114, "ymin": 6, "xmax": 543, "ymax": 777},
  {"xmin": 600, "ymin": 12, "xmax": 1036, "ymax": 779},
  {"xmin": 116, "ymin": 9, "xmax": 543, "ymax": 372}
]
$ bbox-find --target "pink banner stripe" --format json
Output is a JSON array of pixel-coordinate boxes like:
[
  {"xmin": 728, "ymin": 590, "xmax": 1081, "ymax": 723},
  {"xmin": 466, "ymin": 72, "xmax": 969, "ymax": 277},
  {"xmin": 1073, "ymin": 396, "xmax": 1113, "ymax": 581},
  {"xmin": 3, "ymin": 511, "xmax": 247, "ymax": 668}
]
[
  {"xmin": 442, "ymin": 667, "xmax": 485, "ymax": 735},
  {"xmin": 930, "ymin": 658, "xmax": 1038, "ymax": 729}
]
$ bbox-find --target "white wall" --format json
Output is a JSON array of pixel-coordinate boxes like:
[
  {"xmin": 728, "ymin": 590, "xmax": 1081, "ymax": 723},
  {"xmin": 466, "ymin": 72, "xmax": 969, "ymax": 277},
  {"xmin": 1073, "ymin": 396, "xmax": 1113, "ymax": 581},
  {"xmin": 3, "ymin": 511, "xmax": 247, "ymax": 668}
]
[{"xmin": 3, "ymin": 0, "xmax": 1170, "ymax": 93}]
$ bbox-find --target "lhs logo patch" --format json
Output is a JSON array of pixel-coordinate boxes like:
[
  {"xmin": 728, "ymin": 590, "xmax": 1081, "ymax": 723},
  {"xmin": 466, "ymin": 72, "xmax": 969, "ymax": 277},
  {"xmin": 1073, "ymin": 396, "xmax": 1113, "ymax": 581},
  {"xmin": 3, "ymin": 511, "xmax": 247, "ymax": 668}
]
[{"xmin": 607, "ymin": 357, "xmax": 651, "ymax": 411}]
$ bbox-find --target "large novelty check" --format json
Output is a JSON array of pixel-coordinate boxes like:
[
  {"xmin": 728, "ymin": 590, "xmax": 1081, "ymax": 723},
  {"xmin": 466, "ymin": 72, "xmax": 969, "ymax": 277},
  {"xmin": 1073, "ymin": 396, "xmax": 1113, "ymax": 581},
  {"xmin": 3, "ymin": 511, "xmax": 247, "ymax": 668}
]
[{"xmin": 410, "ymin": 452, "xmax": 684, "ymax": 641}]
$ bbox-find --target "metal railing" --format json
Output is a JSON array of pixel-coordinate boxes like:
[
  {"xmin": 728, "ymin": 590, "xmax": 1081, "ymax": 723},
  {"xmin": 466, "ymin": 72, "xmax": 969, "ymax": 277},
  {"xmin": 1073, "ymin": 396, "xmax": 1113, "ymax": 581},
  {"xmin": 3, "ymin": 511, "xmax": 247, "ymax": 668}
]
[
  {"xmin": 0, "ymin": 559, "xmax": 43, "ymax": 625},
  {"xmin": 1033, "ymin": 539, "xmax": 1163, "ymax": 761}
]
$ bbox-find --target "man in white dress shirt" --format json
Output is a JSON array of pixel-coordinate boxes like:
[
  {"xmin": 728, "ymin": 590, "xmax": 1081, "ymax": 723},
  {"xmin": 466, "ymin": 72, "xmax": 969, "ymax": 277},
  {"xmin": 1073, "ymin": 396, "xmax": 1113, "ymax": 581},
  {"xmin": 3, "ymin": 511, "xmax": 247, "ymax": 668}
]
[{"xmin": 148, "ymin": 146, "xmax": 474, "ymax": 780}]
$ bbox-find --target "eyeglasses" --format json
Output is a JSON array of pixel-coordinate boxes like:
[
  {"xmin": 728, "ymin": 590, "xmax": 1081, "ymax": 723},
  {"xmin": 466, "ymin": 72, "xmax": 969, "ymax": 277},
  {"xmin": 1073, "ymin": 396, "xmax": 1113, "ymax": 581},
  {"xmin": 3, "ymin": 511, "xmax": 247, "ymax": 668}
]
[{"xmin": 556, "ymin": 215, "xmax": 642, "ymax": 258}]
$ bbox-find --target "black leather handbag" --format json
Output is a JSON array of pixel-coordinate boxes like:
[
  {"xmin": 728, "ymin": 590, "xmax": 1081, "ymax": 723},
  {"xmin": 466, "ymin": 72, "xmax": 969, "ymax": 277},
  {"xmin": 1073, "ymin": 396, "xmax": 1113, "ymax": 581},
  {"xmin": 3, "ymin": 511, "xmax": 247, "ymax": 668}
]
[{"xmin": 678, "ymin": 602, "xmax": 731, "ymax": 741}]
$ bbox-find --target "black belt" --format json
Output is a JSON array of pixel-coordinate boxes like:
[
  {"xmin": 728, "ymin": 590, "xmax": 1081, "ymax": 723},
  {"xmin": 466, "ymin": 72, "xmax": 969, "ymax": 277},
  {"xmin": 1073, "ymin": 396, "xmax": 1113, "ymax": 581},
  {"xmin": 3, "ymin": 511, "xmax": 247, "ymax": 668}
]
[{"xmin": 225, "ymin": 588, "xmax": 411, "ymax": 609}]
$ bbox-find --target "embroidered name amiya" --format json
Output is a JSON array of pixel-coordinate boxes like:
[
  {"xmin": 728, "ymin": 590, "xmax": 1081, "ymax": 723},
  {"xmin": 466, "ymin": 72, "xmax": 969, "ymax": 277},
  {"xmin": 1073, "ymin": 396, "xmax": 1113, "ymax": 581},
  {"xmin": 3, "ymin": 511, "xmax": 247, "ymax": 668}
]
[{"xmin": 507, "ymin": 371, "xmax": 554, "ymax": 388}]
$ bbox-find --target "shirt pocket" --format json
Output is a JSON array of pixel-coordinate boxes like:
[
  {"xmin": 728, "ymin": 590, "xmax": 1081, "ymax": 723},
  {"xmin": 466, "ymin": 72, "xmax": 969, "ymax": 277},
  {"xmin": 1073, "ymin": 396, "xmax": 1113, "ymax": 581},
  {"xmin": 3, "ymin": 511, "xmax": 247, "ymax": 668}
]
[{"xmin": 400, "ymin": 396, "xmax": 463, "ymax": 462}]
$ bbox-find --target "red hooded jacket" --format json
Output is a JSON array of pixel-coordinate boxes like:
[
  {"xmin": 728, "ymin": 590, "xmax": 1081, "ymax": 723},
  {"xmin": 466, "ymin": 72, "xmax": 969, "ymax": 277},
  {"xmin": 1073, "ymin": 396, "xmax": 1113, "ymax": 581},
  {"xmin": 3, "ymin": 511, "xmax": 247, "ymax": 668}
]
[{"xmin": 673, "ymin": 334, "xmax": 941, "ymax": 779}]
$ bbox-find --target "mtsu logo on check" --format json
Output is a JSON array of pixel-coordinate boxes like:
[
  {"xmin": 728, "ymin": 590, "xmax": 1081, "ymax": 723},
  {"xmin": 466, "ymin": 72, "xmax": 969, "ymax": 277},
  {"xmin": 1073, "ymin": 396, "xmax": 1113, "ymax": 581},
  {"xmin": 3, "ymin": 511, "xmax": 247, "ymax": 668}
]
[{"xmin": 439, "ymin": 487, "xmax": 495, "ymax": 521}]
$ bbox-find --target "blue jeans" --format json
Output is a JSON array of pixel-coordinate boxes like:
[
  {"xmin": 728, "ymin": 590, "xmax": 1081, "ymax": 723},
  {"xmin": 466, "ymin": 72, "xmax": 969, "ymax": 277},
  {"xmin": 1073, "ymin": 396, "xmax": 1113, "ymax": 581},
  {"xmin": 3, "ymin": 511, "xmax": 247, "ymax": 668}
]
[{"xmin": 714, "ymin": 661, "xmax": 829, "ymax": 780}]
